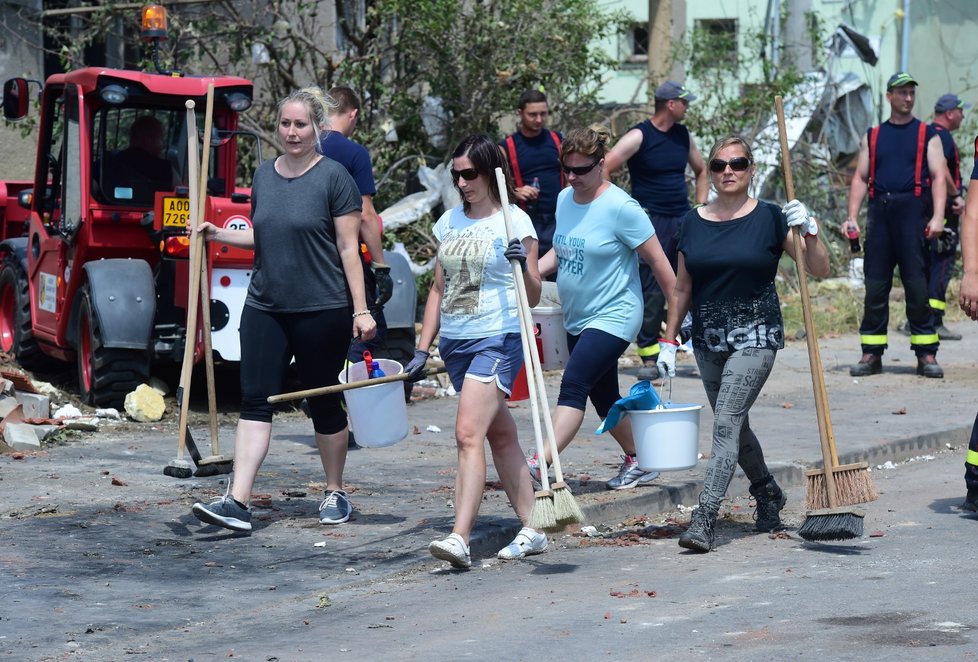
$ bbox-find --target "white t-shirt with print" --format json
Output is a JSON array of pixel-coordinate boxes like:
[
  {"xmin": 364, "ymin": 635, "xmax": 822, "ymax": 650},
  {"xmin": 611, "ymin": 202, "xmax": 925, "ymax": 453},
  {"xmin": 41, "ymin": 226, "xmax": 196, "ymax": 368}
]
[{"xmin": 433, "ymin": 204, "xmax": 537, "ymax": 339}]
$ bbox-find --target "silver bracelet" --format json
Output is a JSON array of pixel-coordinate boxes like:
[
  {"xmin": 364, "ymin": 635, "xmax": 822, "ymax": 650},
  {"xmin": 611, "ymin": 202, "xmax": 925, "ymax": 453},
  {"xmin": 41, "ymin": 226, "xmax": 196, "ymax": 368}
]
[{"xmin": 352, "ymin": 310, "xmax": 372, "ymax": 319}]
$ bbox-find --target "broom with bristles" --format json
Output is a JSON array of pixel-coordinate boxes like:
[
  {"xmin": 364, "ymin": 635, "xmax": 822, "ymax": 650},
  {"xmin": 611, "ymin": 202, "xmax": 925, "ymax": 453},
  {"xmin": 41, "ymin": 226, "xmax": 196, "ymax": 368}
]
[
  {"xmin": 495, "ymin": 168, "xmax": 584, "ymax": 531},
  {"xmin": 775, "ymin": 96, "xmax": 870, "ymax": 541},
  {"xmin": 494, "ymin": 168, "xmax": 556, "ymax": 532}
]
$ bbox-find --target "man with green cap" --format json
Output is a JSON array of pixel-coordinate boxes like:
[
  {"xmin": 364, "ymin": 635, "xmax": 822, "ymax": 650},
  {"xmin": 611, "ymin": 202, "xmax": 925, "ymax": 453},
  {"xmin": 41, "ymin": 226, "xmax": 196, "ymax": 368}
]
[{"xmin": 844, "ymin": 72, "xmax": 947, "ymax": 378}]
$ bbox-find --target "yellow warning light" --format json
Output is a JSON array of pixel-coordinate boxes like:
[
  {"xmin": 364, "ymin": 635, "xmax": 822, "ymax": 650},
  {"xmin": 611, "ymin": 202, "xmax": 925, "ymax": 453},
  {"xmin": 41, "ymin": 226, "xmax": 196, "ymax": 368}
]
[{"xmin": 141, "ymin": 4, "xmax": 168, "ymax": 40}]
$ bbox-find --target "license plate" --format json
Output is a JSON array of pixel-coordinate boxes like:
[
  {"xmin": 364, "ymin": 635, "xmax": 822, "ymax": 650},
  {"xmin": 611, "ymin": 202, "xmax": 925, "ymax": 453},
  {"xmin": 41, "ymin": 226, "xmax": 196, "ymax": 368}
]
[{"xmin": 162, "ymin": 196, "xmax": 191, "ymax": 228}]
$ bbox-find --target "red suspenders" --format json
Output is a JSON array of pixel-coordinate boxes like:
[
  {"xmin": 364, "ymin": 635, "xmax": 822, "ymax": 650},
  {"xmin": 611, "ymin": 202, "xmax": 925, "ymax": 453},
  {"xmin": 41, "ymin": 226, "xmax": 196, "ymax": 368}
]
[
  {"xmin": 504, "ymin": 131, "xmax": 564, "ymax": 211},
  {"xmin": 868, "ymin": 120, "xmax": 927, "ymax": 199}
]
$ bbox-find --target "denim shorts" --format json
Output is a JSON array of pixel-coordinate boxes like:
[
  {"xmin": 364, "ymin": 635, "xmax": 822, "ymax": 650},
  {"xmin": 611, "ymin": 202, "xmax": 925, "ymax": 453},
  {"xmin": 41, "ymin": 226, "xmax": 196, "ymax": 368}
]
[{"xmin": 439, "ymin": 333, "xmax": 523, "ymax": 396}]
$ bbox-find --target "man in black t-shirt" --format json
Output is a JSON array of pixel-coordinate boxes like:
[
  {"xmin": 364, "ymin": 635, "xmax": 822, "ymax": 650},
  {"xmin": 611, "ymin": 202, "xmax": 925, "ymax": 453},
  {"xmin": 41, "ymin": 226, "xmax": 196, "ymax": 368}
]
[{"xmin": 843, "ymin": 72, "xmax": 947, "ymax": 379}]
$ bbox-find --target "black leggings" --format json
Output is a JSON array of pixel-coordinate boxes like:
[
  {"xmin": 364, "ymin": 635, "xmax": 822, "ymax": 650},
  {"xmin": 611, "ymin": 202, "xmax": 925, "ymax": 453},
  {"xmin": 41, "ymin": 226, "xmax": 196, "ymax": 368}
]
[
  {"xmin": 239, "ymin": 304, "xmax": 351, "ymax": 434},
  {"xmin": 557, "ymin": 328, "xmax": 630, "ymax": 418}
]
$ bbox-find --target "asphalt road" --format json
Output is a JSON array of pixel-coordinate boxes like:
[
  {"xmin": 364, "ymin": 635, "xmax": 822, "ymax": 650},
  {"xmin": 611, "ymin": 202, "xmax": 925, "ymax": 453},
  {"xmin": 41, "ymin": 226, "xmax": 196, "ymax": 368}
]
[{"xmin": 2, "ymin": 326, "xmax": 978, "ymax": 660}]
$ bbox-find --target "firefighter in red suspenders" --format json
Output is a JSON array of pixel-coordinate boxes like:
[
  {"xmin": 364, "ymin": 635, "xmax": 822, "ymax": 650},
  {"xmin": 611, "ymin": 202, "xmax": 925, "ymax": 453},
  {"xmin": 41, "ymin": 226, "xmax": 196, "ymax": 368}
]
[
  {"xmin": 957, "ymin": 133, "xmax": 978, "ymax": 511},
  {"xmin": 843, "ymin": 72, "xmax": 947, "ymax": 378},
  {"xmin": 500, "ymin": 89, "xmax": 564, "ymax": 260},
  {"xmin": 925, "ymin": 93, "xmax": 970, "ymax": 341}
]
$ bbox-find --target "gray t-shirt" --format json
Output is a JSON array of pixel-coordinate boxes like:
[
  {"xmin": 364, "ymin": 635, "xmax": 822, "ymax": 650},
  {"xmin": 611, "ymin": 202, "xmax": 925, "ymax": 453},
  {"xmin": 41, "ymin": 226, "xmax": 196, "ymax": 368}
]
[{"xmin": 247, "ymin": 157, "xmax": 362, "ymax": 312}]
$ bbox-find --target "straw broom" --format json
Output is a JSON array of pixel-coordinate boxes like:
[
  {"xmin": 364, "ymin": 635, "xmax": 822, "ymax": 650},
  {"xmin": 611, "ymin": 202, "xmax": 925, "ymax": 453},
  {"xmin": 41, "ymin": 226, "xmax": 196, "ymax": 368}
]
[
  {"xmin": 495, "ymin": 168, "xmax": 584, "ymax": 531},
  {"xmin": 493, "ymin": 168, "xmax": 557, "ymax": 532},
  {"xmin": 774, "ymin": 96, "xmax": 870, "ymax": 541}
]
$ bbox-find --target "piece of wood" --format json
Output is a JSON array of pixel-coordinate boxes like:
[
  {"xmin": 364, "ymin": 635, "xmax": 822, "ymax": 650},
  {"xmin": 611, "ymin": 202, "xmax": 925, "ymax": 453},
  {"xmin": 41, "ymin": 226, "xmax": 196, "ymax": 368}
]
[{"xmin": 266, "ymin": 367, "xmax": 446, "ymax": 403}]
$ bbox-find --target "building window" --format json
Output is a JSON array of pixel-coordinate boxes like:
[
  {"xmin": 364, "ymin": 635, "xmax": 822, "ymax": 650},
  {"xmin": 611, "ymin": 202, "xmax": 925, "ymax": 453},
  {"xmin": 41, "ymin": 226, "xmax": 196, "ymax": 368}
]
[
  {"xmin": 693, "ymin": 18, "xmax": 738, "ymax": 68},
  {"xmin": 622, "ymin": 22, "xmax": 649, "ymax": 65}
]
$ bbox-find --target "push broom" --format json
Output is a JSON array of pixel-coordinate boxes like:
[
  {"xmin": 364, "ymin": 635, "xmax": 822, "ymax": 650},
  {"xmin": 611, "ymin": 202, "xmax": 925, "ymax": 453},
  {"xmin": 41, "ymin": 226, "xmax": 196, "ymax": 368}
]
[
  {"xmin": 775, "ymin": 96, "xmax": 873, "ymax": 541},
  {"xmin": 495, "ymin": 168, "xmax": 584, "ymax": 531}
]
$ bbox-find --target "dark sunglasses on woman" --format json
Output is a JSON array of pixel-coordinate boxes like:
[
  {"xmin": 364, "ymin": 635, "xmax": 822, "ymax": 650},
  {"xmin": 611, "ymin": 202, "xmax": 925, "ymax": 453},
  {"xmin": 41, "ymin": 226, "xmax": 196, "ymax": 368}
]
[
  {"xmin": 451, "ymin": 168, "xmax": 481, "ymax": 181},
  {"xmin": 709, "ymin": 157, "xmax": 751, "ymax": 173},
  {"xmin": 561, "ymin": 159, "xmax": 600, "ymax": 176}
]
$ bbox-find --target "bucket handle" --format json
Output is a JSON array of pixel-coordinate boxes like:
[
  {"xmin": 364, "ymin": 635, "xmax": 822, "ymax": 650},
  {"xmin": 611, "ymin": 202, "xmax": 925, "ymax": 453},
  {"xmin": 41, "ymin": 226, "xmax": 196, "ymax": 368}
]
[{"xmin": 654, "ymin": 376, "xmax": 672, "ymax": 410}]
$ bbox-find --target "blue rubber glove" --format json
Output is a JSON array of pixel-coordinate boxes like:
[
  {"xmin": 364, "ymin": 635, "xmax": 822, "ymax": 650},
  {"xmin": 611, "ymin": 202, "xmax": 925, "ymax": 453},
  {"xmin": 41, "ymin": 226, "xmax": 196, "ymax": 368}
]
[
  {"xmin": 504, "ymin": 238, "xmax": 527, "ymax": 272},
  {"xmin": 404, "ymin": 348, "xmax": 431, "ymax": 382}
]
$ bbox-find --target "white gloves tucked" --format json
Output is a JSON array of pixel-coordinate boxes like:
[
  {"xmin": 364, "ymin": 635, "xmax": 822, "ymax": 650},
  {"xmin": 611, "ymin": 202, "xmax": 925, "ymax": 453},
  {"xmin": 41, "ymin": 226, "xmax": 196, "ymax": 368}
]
[
  {"xmin": 656, "ymin": 339, "xmax": 679, "ymax": 379},
  {"xmin": 783, "ymin": 199, "xmax": 817, "ymax": 236}
]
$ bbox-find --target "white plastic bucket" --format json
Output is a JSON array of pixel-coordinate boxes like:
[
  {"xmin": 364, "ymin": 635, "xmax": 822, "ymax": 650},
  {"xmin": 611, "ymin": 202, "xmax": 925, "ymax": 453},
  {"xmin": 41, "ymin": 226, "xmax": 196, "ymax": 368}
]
[
  {"xmin": 628, "ymin": 404, "xmax": 703, "ymax": 471},
  {"xmin": 531, "ymin": 306, "xmax": 568, "ymax": 370},
  {"xmin": 338, "ymin": 358, "xmax": 408, "ymax": 448}
]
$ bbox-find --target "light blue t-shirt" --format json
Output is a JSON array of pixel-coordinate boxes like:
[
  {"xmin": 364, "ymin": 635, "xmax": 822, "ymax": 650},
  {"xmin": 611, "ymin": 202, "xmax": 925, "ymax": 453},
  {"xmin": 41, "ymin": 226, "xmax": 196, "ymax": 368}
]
[
  {"xmin": 433, "ymin": 204, "xmax": 536, "ymax": 339},
  {"xmin": 553, "ymin": 183, "xmax": 654, "ymax": 340}
]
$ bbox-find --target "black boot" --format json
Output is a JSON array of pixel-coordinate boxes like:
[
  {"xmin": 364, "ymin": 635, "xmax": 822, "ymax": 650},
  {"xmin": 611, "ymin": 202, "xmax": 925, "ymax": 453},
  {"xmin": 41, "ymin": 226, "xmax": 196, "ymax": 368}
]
[
  {"xmin": 749, "ymin": 477, "xmax": 786, "ymax": 532},
  {"xmin": 679, "ymin": 504, "xmax": 717, "ymax": 552}
]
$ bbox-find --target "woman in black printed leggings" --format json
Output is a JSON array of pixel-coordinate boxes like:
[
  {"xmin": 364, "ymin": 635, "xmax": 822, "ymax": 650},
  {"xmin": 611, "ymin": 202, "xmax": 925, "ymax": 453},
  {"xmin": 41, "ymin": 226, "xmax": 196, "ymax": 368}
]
[{"xmin": 657, "ymin": 135, "xmax": 830, "ymax": 552}]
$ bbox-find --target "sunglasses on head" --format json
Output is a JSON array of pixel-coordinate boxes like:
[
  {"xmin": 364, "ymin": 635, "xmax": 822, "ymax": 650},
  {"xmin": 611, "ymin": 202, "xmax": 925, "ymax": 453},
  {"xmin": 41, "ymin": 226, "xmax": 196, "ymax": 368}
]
[
  {"xmin": 709, "ymin": 157, "xmax": 752, "ymax": 173},
  {"xmin": 451, "ymin": 168, "xmax": 481, "ymax": 181},
  {"xmin": 561, "ymin": 159, "xmax": 601, "ymax": 176}
]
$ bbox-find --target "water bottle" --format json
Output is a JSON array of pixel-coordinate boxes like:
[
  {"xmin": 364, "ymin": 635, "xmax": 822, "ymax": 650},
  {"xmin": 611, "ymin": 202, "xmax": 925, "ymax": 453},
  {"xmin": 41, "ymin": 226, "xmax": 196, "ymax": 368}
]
[
  {"xmin": 369, "ymin": 360, "xmax": 386, "ymax": 379},
  {"xmin": 847, "ymin": 226, "xmax": 861, "ymax": 254},
  {"xmin": 527, "ymin": 176, "xmax": 540, "ymax": 214}
]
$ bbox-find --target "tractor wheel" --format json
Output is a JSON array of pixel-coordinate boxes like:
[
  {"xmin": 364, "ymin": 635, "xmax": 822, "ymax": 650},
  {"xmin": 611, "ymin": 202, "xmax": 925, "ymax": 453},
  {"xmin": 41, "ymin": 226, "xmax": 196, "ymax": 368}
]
[
  {"xmin": 0, "ymin": 255, "xmax": 49, "ymax": 370},
  {"xmin": 76, "ymin": 285, "xmax": 150, "ymax": 408}
]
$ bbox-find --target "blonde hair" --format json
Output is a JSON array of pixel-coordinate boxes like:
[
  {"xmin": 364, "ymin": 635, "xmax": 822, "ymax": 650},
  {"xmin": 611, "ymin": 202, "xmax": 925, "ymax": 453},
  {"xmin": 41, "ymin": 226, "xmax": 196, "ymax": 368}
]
[
  {"xmin": 707, "ymin": 135, "xmax": 755, "ymax": 164},
  {"xmin": 277, "ymin": 87, "xmax": 338, "ymax": 150},
  {"xmin": 560, "ymin": 123, "xmax": 611, "ymax": 164}
]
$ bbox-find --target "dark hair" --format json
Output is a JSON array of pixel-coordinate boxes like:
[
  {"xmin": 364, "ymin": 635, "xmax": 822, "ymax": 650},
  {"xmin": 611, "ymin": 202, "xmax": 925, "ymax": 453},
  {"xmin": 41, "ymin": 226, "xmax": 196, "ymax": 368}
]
[
  {"xmin": 560, "ymin": 123, "xmax": 610, "ymax": 165},
  {"xmin": 450, "ymin": 134, "xmax": 517, "ymax": 214},
  {"xmin": 653, "ymin": 98, "xmax": 669, "ymax": 114},
  {"xmin": 130, "ymin": 115, "xmax": 163, "ymax": 142},
  {"xmin": 327, "ymin": 86, "xmax": 360, "ymax": 114},
  {"xmin": 518, "ymin": 89, "xmax": 548, "ymax": 110}
]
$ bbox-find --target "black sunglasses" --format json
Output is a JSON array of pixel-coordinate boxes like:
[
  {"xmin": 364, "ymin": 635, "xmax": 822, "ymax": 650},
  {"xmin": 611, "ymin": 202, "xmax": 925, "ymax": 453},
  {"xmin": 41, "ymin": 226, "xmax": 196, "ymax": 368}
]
[
  {"xmin": 451, "ymin": 168, "xmax": 481, "ymax": 181},
  {"xmin": 709, "ymin": 157, "xmax": 752, "ymax": 173},
  {"xmin": 561, "ymin": 159, "xmax": 601, "ymax": 176}
]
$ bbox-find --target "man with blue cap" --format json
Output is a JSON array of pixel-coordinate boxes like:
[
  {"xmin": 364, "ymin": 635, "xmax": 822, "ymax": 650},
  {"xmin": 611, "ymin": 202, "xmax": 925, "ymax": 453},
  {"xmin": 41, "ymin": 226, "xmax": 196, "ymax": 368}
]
[
  {"xmin": 844, "ymin": 72, "xmax": 947, "ymax": 378},
  {"xmin": 925, "ymin": 93, "xmax": 971, "ymax": 340}
]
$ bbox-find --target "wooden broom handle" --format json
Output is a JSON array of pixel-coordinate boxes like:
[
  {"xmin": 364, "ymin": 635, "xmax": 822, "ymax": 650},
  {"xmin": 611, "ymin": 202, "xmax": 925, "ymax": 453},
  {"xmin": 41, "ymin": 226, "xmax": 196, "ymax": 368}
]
[
  {"xmin": 266, "ymin": 367, "xmax": 446, "ymax": 403},
  {"xmin": 775, "ymin": 96, "xmax": 838, "ymax": 508},
  {"xmin": 495, "ymin": 168, "xmax": 553, "ymax": 491}
]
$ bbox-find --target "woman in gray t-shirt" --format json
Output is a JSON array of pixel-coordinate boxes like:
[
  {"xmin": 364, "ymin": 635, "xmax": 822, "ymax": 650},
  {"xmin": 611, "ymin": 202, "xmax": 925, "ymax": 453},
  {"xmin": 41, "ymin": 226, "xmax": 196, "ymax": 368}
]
[{"xmin": 191, "ymin": 87, "xmax": 375, "ymax": 533}]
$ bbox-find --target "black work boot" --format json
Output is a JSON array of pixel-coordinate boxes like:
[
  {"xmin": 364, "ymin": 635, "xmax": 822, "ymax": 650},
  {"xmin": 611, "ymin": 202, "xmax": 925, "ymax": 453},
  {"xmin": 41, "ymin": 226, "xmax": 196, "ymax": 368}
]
[
  {"xmin": 961, "ymin": 488, "xmax": 978, "ymax": 512},
  {"xmin": 679, "ymin": 505, "xmax": 717, "ymax": 553},
  {"xmin": 749, "ymin": 477, "xmax": 787, "ymax": 532},
  {"xmin": 916, "ymin": 354, "xmax": 944, "ymax": 379},
  {"xmin": 850, "ymin": 353, "xmax": 882, "ymax": 377}
]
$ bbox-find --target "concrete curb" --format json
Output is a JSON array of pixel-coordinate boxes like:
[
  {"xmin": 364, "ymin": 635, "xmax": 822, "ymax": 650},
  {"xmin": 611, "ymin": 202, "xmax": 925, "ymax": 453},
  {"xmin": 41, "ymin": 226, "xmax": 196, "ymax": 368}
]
[{"xmin": 466, "ymin": 424, "xmax": 972, "ymax": 560}]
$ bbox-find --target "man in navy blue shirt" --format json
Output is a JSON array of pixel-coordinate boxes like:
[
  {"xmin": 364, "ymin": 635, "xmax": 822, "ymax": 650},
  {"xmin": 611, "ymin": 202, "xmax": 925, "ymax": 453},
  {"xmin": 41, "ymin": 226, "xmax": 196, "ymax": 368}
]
[
  {"xmin": 844, "ymin": 72, "xmax": 947, "ymax": 378},
  {"xmin": 500, "ymin": 89, "xmax": 563, "ymax": 258},
  {"xmin": 606, "ymin": 81, "xmax": 708, "ymax": 382},
  {"xmin": 958, "ymin": 133, "xmax": 978, "ymax": 511},
  {"xmin": 925, "ymin": 93, "xmax": 969, "ymax": 340},
  {"xmin": 321, "ymin": 86, "xmax": 392, "ymax": 337}
]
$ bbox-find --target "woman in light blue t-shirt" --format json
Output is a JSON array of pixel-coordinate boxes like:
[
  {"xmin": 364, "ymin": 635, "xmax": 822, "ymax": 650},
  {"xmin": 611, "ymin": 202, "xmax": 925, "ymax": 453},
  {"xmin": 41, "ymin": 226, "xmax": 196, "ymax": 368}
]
[{"xmin": 528, "ymin": 125, "xmax": 676, "ymax": 490}]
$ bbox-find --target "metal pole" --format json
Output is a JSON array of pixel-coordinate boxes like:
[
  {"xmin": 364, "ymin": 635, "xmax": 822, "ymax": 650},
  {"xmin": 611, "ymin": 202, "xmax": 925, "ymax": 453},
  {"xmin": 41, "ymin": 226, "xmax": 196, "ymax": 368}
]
[{"xmin": 900, "ymin": 0, "xmax": 911, "ymax": 72}]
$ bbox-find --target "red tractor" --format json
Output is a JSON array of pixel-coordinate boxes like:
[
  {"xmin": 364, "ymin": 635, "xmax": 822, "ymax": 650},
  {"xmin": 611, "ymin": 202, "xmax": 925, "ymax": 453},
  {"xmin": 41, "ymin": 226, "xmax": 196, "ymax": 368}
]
[{"xmin": 0, "ymin": 6, "xmax": 256, "ymax": 407}]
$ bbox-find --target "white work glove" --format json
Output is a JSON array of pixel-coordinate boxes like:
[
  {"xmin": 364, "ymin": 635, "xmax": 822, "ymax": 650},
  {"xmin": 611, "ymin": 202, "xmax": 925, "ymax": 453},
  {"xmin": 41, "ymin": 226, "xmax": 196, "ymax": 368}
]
[
  {"xmin": 656, "ymin": 339, "xmax": 679, "ymax": 378},
  {"xmin": 783, "ymin": 199, "xmax": 817, "ymax": 236}
]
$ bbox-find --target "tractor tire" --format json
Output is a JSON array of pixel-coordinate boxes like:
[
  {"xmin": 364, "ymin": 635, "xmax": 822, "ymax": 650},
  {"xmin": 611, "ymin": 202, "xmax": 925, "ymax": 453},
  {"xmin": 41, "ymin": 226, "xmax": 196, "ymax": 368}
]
[
  {"xmin": 76, "ymin": 284, "xmax": 150, "ymax": 409},
  {"xmin": 0, "ymin": 255, "xmax": 50, "ymax": 370}
]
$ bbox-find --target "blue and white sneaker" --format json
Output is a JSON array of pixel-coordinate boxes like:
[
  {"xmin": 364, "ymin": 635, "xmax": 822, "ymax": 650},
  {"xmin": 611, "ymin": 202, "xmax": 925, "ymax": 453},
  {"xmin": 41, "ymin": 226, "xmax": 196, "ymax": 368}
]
[
  {"xmin": 192, "ymin": 492, "xmax": 252, "ymax": 531},
  {"xmin": 319, "ymin": 489, "xmax": 352, "ymax": 524},
  {"xmin": 605, "ymin": 455, "xmax": 660, "ymax": 490}
]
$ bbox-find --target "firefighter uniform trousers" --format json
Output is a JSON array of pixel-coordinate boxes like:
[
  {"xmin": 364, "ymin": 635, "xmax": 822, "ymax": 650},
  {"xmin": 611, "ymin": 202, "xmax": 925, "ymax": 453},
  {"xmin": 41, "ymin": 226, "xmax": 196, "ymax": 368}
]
[
  {"xmin": 859, "ymin": 192, "xmax": 940, "ymax": 356},
  {"xmin": 967, "ymin": 413, "xmax": 978, "ymax": 493},
  {"xmin": 927, "ymin": 211, "xmax": 959, "ymax": 322}
]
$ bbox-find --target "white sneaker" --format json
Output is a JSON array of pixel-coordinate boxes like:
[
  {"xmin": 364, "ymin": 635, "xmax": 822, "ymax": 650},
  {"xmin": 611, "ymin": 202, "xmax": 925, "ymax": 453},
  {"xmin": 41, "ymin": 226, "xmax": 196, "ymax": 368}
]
[
  {"xmin": 429, "ymin": 533, "xmax": 471, "ymax": 569},
  {"xmin": 497, "ymin": 527, "xmax": 548, "ymax": 560}
]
